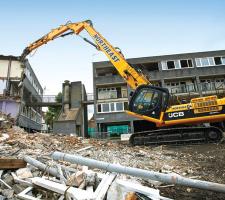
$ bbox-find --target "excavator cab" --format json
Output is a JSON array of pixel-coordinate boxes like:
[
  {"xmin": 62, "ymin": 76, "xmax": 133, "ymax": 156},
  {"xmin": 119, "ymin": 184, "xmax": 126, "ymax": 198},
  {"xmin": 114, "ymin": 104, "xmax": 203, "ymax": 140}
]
[{"xmin": 129, "ymin": 85, "xmax": 169, "ymax": 120}]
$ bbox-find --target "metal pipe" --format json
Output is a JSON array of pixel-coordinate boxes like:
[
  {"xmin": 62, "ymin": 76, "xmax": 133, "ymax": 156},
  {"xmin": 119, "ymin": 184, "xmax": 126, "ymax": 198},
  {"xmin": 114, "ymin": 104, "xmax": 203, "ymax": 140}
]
[
  {"xmin": 24, "ymin": 156, "xmax": 60, "ymax": 178},
  {"xmin": 52, "ymin": 151, "xmax": 225, "ymax": 193}
]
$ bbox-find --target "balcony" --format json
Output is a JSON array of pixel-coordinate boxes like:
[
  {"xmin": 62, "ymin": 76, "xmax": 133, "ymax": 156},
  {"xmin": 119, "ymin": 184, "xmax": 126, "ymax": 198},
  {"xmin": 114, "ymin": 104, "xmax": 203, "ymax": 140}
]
[{"xmin": 95, "ymin": 75, "xmax": 125, "ymax": 85}]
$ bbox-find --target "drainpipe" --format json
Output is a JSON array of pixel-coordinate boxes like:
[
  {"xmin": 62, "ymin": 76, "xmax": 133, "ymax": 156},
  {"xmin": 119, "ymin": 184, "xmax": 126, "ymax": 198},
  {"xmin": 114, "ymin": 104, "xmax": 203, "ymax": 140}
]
[
  {"xmin": 52, "ymin": 151, "xmax": 225, "ymax": 193},
  {"xmin": 63, "ymin": 80, "xmax": 70, "ymax": 114}
]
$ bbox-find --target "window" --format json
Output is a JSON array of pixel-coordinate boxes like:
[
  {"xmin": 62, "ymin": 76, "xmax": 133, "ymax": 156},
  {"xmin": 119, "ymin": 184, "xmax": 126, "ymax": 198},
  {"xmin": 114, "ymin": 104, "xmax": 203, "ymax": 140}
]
[
  {"xmin": 116, "ymin": 102, "xmax": 123, "ymax": 111},
  {"xmin": 110, "ymin": 103, "xmax": 115, "ymax": 111},
  {"xmin": 132, "ymin": 88, "xmax": 160, "ymax": 113},
  {"xmin": 167, "ymin": 61, "xmax": 175, "ymax": 69},
  {"xmin": 196, "ymin": 58, "xmax": 201, "ymax": 67},
  {"xmin": 162, "ymin": 60, "xmax": 180, "ymax": 70},
  {"xmin": 97, "ymin": 104, "xmax": 101, "ymax": 112},
  {"xmin": 141, "ymin": 62, "xmax": 159, "ymax": 71},
  {"xmin": 201, "ymin": 58, "xmax": 209, "ymax": 66},
  {"xmin": 124, "ymin": 102, "xmax": 129, "ymax": 110},
  {"xmin": 180, "ymin": 59, "xmax": 193, "ymax": 68},
  {"xmin": 97, "ymin": 101, "xmax": 127, "ymax": 113},
  {"xmin": 102, "ymin": 103, "xmax": 110, "ymax": 112},
  {"xmin": 222, "ymin": 57, "xmax": 225, "ymax": 64},
  {"xmin": 98, "ymin": 87, "xmax": 128, "ymax": 100},
  {"xmin": 214, "ymin": 56, "xmax": 225, "ymax": 65},
  {"xmin": 195, "ymin": 57, "xmax": 215, "ymax": 67},
  {"xmin": 98, "ymin": 88, "xmax": 117, "ymax": 99},
  {"xmin": 161, "ymin": 61, "xmax": 167, "ymax": 70},
  {"xmin": 214, "ymin": 57, "xmax": 222, "ymax": 65},
  {"xmin": 121, "ymin": 87, "xmax": 128, "ymax": 98},
  {"xmin": 116, "ymin": 87, "xmax": 122, "ymax": 98}
]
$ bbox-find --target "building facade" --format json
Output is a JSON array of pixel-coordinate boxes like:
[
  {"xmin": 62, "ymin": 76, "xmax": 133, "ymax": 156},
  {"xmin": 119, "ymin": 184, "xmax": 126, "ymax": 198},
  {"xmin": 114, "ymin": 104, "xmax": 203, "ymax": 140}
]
[
  {"xmin": 93, "ymin": 50, "xmax": 225, "ymax": 135},
  {"xmin": 0, "ymin": 55, "xmax": 43, "ymax": 131}
]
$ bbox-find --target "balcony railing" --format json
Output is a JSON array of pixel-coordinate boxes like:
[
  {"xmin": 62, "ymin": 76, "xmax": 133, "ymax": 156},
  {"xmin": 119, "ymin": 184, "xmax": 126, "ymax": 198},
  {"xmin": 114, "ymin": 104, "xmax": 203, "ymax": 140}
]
[{"xmin": 169, "ymin": 82, "xmax": 225, "ymax": 95}]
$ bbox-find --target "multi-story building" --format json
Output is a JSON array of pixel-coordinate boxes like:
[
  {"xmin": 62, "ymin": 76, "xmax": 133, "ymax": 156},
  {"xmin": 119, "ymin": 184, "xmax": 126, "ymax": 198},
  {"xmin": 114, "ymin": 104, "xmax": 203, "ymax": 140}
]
[
  {"xmin": 0, "ymin": 55, "xmax": 43, "ymax": 131},
  {"xmin": 93, "ymin": 50, "xmax": 225, "ymax": 135}
]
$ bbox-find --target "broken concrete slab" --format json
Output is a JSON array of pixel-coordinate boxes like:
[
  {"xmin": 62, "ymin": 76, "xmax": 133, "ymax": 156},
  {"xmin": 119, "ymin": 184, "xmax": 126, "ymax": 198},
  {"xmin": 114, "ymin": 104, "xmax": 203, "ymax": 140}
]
[
  {"xmin": 1, "ymin": 189, "xmax": 14, "ymax": 199},
  {"xmin": 66, "ymin": 171, "xmax": 85, "ymax": 187},
  {"xmin": 16, "ymin": 168, "xmax": 33, "ymax": 179}
]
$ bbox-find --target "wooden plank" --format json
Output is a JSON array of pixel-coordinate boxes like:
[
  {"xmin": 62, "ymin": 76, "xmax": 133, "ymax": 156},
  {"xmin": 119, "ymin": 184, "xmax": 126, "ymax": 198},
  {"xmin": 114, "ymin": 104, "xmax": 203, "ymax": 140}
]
[{"xmin": 0, "ymin": 158, "xmax": 26, "ymax": 169}]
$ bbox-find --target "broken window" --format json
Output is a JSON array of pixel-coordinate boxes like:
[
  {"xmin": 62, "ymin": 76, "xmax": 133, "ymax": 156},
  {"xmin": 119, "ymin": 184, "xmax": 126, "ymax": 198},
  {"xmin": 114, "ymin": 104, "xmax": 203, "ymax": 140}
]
[
  {"xmin": 116, "ymin": 87, "xmax": 121, "ymax": 98},
  {"xmin": 124, "ymin": 102, "xmax": 129, "ymax": 110},
  {"xmin": 214, "ymin": 56, "xmax": 225, "ymax": 65},
  {"xmin": 140, "ymin": 62, "xmax": 159, "ymax": 71},
  {"xmin": 214, "ymin": 57, "xmax": 222, "ymax": 65},
  {"xmin": 167, "ymin": 61, "xmax": 175, "ymax": 69},
  {"xmin": 97, "ymin": 104, "xmax": 101, "ymax": 112},
  {"xmin": 180, "ymin": 59, "xmax": 193, "ymax": 68}
]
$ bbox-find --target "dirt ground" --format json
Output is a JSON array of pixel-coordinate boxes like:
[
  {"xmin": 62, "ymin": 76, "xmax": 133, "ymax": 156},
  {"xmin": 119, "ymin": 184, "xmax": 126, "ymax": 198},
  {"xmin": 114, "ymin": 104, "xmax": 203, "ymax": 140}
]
[{"xmin": 1, "ymin": 127, "xmax": 225, "ymax": 199}]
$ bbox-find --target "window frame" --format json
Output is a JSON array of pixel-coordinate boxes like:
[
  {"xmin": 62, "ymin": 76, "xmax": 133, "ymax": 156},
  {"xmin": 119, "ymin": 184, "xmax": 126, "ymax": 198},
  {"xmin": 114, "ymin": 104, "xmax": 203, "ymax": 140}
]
[
  {"xmin": 196, "ymin": 57, "xmax": 215, "ymax": 67},
  {"xmin": 96, "ymin": 101, "xmax": 129, "ymax": 113}
]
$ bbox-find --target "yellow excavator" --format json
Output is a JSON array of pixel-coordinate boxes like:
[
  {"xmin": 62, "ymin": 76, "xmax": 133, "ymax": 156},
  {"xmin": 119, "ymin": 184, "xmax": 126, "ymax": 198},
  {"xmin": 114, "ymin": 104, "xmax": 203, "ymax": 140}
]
[{"xmin": 21, "ymin": 20, "xmax": 225, "ymax": 145}]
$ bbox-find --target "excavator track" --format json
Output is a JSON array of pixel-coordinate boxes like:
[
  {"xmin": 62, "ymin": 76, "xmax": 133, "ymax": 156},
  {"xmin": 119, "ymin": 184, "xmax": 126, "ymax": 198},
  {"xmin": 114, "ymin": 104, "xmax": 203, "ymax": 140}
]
[{"xmin": 129, "ymin": 126, "xmax": 223, "ymax": 146}]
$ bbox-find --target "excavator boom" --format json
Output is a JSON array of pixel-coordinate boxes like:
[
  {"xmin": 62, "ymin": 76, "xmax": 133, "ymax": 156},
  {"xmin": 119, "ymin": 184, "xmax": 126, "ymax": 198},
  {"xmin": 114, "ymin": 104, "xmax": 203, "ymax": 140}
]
[{"xmin": 21, "ymin": 20, "xmax": 150, "ymax": 90}]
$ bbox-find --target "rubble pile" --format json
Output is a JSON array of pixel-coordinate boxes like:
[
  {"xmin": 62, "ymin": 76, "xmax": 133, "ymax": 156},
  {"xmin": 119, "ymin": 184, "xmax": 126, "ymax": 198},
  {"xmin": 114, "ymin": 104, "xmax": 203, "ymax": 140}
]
[
  {"xmin": 0, "ymin": 112, "xmax": 15, "ymax": 132},
  {"xmin": 0, "ymin": 126, "xmax": 225, "ymax": 199}
]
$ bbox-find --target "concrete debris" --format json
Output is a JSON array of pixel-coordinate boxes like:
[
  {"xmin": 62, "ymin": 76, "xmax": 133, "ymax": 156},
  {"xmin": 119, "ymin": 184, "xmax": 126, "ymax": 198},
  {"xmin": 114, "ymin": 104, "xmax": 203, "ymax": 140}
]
[
  {"xmin": 66, "ymin": 171, "xmax": 85, "ymax": 187},
  {"xmin": 1, "ymin": 189, "xmax": 14, "ymax": 199},
  {"xmin": 0, "ymin": 126, "xmax": 225, "ymax": 199},
  {"xmin": 0, "ymin": 112, "xmax": 15, "ymax": 130},
  {"xmin": 16, "ymin": 168, "xmax": 33, "ymax": 179},
  {"xmin": 0, "ymin": 195, "xmax": 6, "ymax": 200}
]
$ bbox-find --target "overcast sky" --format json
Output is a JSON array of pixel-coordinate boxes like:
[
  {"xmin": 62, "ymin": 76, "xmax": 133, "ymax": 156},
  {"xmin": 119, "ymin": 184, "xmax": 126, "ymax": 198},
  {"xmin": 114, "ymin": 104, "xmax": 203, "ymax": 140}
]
[{"xmin": 1, "ymin": 0, "xmax": 225, "ymax": 95}]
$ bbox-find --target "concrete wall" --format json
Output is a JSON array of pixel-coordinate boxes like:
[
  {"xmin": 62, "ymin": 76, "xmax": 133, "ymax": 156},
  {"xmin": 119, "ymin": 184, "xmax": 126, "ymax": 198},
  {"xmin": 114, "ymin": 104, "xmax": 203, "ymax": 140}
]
[
  {"xmin": 0, "ymin": 100, "xmax": 20, "ymax": 118},
  {"xmin": 52, "ymin": 121, "xmax": 76, "ymax": 134},
  {"xmin": 0, "ymin": 60, "xmax": 23, "ymax": 79}
]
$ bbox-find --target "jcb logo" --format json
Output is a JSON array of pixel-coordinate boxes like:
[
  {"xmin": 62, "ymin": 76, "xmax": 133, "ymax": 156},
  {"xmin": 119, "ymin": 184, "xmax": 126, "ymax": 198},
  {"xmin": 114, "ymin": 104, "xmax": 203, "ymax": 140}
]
[{"xmin": 168, "ymin": 112, "xmax": 184, "ymax": 118}]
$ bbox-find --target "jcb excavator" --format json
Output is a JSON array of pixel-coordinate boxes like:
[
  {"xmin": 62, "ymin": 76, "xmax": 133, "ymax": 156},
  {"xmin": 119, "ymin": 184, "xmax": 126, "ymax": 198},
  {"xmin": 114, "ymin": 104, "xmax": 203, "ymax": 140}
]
[{"xmin": 20, "ymin": 20, "xmax": 225, "ymax": 145}]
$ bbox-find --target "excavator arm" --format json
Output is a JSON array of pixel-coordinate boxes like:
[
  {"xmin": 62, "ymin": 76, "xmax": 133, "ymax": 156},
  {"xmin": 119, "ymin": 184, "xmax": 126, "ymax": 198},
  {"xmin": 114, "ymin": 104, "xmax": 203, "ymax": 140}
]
[
  {"xmin": 21, "ymin": 20, "xmax": 150, "ymax": 90},
  {"xmin": 20, "ymin": 19, "xmax": 225, "ymax": 145}
]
